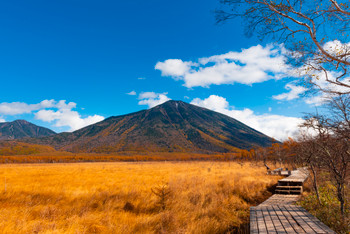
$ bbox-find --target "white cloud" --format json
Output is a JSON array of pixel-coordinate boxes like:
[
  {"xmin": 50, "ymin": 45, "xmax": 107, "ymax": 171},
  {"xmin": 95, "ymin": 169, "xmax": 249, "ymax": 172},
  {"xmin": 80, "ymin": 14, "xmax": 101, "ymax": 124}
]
[
  {"xmin": 0, "ymin": 100, "xmax": 104, "ymax": 132},
  {"xmin": 273, "ymin": 83, "xmax": 307, "ymax": 101},
  {"xmin": 35, "ymin": 108, "xmax": 104, "ymax": 132},
  {"xmin": 138, "ymin": 77, "xmax": 146, "ymax": 80},
  {"xmin": 155, "ymin": 59, "xmax": 197, "ymax": 78},
  {"xmin": 35, "ymin": 109, "xmax": 58, "ymax": 122},
  {"xmin": 191, "ymin": 95, "xmax": 303, "ymax": 141},
  {"xmin": 56, "ymin": 100, "xmax": 76, "ymax": 110},
  {"xmin": 138, "ymin": 92, "xmax": 171, "ymax": 108},
  {"xmin": 305, "ymin": 96, "xmax": 328, "ymax": 106},
  {"xmin": 0, "ymin": 118, "xmax": 5, "ymax": 123},
  {"xmin": 33, "ymin": 100, "xmax": 104, "ymax": 131},
  {"xmin": 139, "ymin": 92, "xmax": 158, "ymax": 99},
  {"xmin": 323, "ymin": 40, "xmax": 350, "ymax": 59},
  {"xmin": 155, "ymin": 44, "xmax": 291, "ymax": 88},
  {"xmin": 127, "ymin": 91, "xmax": 137, "ymax": 96},
  {"xmin": 0, "ymin": 100, "xmax": 55, "ymax": 115}
]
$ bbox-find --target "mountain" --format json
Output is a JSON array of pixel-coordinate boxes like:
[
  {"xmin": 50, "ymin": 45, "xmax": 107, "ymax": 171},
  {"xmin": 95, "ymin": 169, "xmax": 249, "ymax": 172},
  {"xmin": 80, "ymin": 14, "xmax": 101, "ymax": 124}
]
[
  {"xmin": 23, "ymin": 101, "xmax": 275, "ymax": 153},
  {"xmin": 0, "ymin": 120, "xmax": 56, "ymax": 140}
]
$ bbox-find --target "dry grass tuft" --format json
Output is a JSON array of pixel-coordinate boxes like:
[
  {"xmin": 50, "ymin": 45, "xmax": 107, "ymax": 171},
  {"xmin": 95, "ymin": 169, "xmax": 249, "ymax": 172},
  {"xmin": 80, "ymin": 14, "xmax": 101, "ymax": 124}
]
[{"xmin": 0, "ymin": 161, "xmax": 280, "ymax": 233}]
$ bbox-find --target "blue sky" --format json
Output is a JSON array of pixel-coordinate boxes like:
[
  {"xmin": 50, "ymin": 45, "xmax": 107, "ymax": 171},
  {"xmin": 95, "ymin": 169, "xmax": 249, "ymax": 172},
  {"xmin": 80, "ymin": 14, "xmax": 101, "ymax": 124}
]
[{"xmin": 0, "ymin": 0, "xmax": 322, "ymax": 140}]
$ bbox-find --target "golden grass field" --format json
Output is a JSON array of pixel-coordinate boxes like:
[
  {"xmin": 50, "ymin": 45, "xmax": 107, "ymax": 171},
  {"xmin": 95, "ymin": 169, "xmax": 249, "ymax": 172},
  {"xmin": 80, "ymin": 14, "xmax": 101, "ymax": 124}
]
[{"xmin": 0, "ymin": 161, "xmax": 280, "ymax": 233}]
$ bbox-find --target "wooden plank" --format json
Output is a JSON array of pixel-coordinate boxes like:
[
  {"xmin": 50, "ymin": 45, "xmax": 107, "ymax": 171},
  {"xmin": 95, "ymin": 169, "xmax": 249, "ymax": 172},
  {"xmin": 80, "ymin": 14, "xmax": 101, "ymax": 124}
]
[
  {"xmin": 261, "ymin": 206, "xmax": 277, "ymax": 233},
  {"xmin": 256, "ymin": 209, "xmax": 268, "ymax": 233},
  {"xmin": 272, "ymin": 205, "xmax": 296, "ymax": 233},
  {"xmin": 299, "ymin": 209, "xmax": 335, "ymax": 234},
  {"xmin": 250, "ymin": 207, "xmax": 259, "ymax": 234},
  {"xmin": 258, "ymin": 194, "xmax": 300, "ymax": 206},
  {"xmin": 265, "ymin": 206, "xmax": 286, "ymax": 234},
  {"xmin": 282, "ymin": 205, "xmax": 310, "ymax": 233},
  {"xmin": 292, "ymin": 206, "xmax": 326, "ymax": 233},
  {"xmin": 296, "ymin": 206, "xmax": 335, "ymax": 233},
  {"xmin": 286, "ymin": 205, "xmax": 316, "ymax": 233},
  {"xmin": 278, "ymin": 171, "xmax": 308, "ymax": 183},
  {"xmin": 279, "ymin": 205, "xmax": 305, "ymax": 233}
]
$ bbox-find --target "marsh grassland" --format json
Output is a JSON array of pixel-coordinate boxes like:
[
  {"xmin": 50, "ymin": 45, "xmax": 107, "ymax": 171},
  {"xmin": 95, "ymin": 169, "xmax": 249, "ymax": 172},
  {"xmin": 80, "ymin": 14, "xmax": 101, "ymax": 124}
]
[{"xmin": 0, "ymin": 161, "xmax": 280, "ymax": 233}]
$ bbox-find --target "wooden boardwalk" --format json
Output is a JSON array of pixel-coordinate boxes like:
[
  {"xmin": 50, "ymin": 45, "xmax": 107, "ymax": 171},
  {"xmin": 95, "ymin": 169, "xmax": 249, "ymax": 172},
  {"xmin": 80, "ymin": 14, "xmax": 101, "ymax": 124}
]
[
  {"xmin": 250, "ymin": 205, "xmax": 335, "ymax": 233},
  {"xmin": 250, "ymin": 168, "xmax": 335, "ymax": 233}
]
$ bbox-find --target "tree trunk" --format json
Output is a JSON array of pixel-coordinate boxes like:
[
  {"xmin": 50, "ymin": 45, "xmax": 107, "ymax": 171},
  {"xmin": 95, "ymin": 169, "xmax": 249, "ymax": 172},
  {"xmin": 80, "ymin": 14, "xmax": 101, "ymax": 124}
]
[
  {"xmin": 336, "ymin": 183, "xmax": 345, "ymax": 220},
  {"xmin": 310, "ymin": 164, "xmax": 321, "ymax": 205}
]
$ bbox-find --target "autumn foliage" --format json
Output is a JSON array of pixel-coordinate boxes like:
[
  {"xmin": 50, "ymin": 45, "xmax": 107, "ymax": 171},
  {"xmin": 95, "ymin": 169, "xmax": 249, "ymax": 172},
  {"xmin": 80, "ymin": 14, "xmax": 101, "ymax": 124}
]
[{"xmin": 0, "ymin": 141, "xmax": 55, "ymax": 156}]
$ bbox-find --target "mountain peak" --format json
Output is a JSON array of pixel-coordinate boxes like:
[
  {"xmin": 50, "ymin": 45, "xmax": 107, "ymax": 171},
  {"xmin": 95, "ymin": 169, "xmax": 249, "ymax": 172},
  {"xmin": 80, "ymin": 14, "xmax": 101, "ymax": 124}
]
[
  {"xmin": 0, "ymin": 120, "xmax": 56, "ymax": 140},
  {"xmin": 165, "ymin": 100, "xmax": 185, "ymax": 104},
  {"xmin": 23, "ymin": 101, "xmax": 275, "ymax": 153},
  {"xmin": 156, "ymin": 100, "xmax": 186, "ymax": 107},
  {"xmin": 13, "ymin": 119, "xmax": 30, "ymax": 124}
]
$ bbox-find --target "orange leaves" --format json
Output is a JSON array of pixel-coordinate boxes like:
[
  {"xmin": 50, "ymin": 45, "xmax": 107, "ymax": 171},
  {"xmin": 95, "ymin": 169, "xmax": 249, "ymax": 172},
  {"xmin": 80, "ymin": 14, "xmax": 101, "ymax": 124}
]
[{"xmin": 0, "ymin": 141, "xmax": 55, "ymax": 156}]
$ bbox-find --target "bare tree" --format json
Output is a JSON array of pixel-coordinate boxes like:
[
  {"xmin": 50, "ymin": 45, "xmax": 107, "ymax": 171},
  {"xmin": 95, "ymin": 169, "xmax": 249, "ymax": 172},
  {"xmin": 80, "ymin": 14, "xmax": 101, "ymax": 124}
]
[
  {"xmin": 294, "ymin": 133, "xmax": 323, "ymax": 204},
  {"xmin": 216, "ymin": 0, "xmax": 350, "ymax": 94},
  {"xmin": 302, "ymin": 94, "xmax": 350, "ymax": 217},
  {"xmin": 256, "ymin": 147, "xmax": 269, "ymax": 162},
  {"xmin": 271, "ymin": 143, "xmax": 284, "ymax": 168}
]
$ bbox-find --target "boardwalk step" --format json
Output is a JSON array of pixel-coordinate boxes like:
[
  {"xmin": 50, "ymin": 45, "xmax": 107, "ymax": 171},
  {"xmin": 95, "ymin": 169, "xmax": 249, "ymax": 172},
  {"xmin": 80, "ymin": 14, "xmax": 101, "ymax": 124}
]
[
  {"xmin": 275, "ymin": 185, "xmax": 303, "ymax": 195},
  {"xmin": 278, "ymin": 181, "xmax": 303, "ymax": 186},
  {"xmin": 275, "ymin": 190, "xmax": 302, "ymax": 195},
  {"xmin": 276, "ymin": 185, "xmax": 302, "ymax": 190},
  {"xmin": 276, "ymin": 186, "xmax": 303, "ymax": 192},
  {"xmin": 275, "ymin": 190, "xmax": 302, "ymax": 194}
]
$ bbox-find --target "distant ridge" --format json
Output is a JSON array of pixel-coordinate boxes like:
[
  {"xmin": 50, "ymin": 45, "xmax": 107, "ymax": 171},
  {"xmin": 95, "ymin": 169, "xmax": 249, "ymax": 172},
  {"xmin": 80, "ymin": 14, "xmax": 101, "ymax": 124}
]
[
  {"xmin": 0, "ymin": 120, "xmax": 56, "ymax": 140},
  {"xmin": 22, "ymin": 101, "xmax": 276, "ymax": 153}
]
